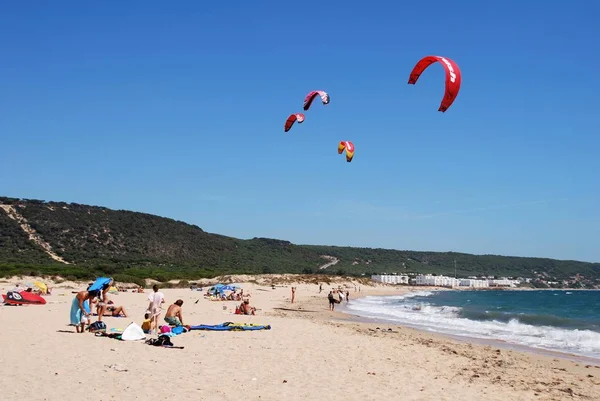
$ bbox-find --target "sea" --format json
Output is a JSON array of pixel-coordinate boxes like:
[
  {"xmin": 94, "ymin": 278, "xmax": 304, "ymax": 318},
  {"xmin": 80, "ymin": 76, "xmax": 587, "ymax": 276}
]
[{"xmin": 343, "ymin": 289, "xmax": 600, "ymax": 360}]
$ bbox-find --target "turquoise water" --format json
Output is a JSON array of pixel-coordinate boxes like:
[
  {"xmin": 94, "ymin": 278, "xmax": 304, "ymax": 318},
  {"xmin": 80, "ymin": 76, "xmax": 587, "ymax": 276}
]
[{"xmin": 345, "ymin": 290, "xmax": 600, "ymax": 359}]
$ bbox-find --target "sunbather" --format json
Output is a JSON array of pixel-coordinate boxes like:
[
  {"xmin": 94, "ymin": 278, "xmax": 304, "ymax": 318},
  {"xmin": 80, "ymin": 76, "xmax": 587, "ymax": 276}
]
[{"xmin": 239, "ymin": 299, "xmax": 256, "ymax": 315}]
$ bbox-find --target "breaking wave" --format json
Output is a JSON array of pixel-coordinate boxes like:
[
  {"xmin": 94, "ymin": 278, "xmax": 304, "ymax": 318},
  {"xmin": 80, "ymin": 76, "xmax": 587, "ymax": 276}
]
[{"xmin": 345, "ymin": 292, "xmax": 600, "ymax": 359}]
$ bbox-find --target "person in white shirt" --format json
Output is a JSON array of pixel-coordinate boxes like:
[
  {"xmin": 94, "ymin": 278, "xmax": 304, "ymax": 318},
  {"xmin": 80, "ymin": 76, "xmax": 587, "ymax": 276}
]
[{"xmin": 147, "ymin": 284, "xmax": 165, "ymax": 334}]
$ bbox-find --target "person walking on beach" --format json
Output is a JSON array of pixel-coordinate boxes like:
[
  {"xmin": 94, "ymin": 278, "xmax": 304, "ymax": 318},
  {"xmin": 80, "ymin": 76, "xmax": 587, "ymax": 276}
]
[
  {"xmin": 291, "ymin": 287, "xmax": 296, "ymax": 304},
  {"xmin": 319, "ymin": 284, "xmax": 322, "ymax": 293},
  {"xmin": 346, "ymin": 291, "xmax": 350, "ymax": 303},
  {"xmin": 327, "ymin": 291, "xmax": 336, "ymax": 311},
  {"xmin": 147, "ymin": 284, "xmax": 165, "ymax": 333}
]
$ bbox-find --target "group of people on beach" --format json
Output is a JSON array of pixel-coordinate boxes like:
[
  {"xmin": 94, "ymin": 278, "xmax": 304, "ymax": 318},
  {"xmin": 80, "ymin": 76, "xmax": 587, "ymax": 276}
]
[
  {"xmin": 141, "ymin": 284, "xmax": 187, "ymax": 334},
  {"xmin": 69, "ymin": 279, "xmax": 259, "ymax": 334},
  {"xmin": 202, "ymin": 287, "xmax": 257, "ymax": 315},
  {"xmin": 327, "ymin": 288, "xmax": 350, "ymax": 311},
  {"xmin": 69, "ymin": 280, "xmax": 111, "ymax": 333},
  {"xmin": 68, "ymin": 280, "xmax": 182, "ymax": 334}
]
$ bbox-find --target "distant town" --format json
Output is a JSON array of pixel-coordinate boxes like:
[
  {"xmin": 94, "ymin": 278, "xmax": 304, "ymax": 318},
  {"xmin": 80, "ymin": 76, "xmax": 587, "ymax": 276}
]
[{"xmin": 370, "ymin": 272, "xmax": 598, "ymax": 289}]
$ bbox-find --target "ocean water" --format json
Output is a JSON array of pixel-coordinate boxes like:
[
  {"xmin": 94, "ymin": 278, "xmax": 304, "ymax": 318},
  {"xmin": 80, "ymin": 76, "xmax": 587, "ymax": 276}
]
[{"xmin": 344, "ymin": 290, "xmax": 600, "ymax": 359}]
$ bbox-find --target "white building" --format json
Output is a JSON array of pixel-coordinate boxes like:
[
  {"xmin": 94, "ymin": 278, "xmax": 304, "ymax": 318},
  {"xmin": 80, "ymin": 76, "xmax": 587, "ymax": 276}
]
[
  {"xmin": 490, "ymin": 278, "xmax": 521, "ymax": 287},
  {"xmin": 415, "ymin": 274, "xmax": 461, "ymax": 288},
  {"xmin": 412, "ymin": 274, "xmax": 524, "ymax": 289},
  {"xmin": 371, "ymin": 274, "xmax": 409, "ymax": 285},
  {"xmin": 459, "ymin": 278, "xmax": 490, "ymax": 288}
]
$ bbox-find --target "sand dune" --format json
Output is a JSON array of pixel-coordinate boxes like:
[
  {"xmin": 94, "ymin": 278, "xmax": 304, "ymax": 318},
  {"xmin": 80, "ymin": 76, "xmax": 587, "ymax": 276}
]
[{"xmin": 0, "ymin": 275, "xmax": 598, "ymax": 401}]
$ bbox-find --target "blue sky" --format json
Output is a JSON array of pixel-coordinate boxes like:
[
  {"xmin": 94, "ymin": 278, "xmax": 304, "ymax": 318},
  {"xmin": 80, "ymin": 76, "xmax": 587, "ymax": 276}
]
[{"xmin": 1, "ymin": 1, "xmax": 599, "ymax": 262}]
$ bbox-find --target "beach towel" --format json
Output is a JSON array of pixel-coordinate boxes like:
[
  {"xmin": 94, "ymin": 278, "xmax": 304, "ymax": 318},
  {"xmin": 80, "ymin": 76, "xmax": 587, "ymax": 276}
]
[
  {"xmin": 170, "ymin": 326, "xmax": 189, "ymax": 335},
  {"xmin": 69, "ymin": 297, "xmax": 90, "ymax": 325},
  {"xmin": 189, "ymin": 322, "xmax": 271, "ymax": 331}
]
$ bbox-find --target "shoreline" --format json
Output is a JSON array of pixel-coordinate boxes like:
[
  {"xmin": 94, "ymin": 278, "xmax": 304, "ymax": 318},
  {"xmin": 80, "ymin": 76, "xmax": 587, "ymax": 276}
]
[
  {"xmin": 337, "ymin": 304, "xmax": 600, "ymax": 365},
  {"xmin": 336, "ymin": 288, "xmax": 600, "ymax": 364},
  {"xmin": 2, "ymin": 275, "xmax": 599, "ymax": 400}
]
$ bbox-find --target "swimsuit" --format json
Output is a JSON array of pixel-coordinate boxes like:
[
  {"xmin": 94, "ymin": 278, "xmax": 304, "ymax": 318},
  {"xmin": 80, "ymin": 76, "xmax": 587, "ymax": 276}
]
[{"xmin": 164, "ymin": 316, "xmax": 182, "ymax": 326}]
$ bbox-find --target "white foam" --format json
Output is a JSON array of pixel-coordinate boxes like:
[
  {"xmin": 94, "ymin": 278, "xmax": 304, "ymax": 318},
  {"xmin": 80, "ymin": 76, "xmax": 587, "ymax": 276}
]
[{"xmin": 346, "ymin": 295, "xmax": 600, "ymax": 359}]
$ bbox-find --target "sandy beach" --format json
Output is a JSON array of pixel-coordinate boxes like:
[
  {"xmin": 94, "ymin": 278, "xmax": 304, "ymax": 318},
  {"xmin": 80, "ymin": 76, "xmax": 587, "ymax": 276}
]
[{"xmin": 1, "ymin": 275, "xmax": 598, "ymax": 401}]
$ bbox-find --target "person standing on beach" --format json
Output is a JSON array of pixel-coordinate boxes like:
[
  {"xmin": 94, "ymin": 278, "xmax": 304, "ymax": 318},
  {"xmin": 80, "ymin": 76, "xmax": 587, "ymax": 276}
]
[
  {"xmin": 319, "ymin": 284, "xmax": 322, "ymax": 293},
  {"xmin": 69, "ymin": 289, "xmax": 95, "ymax": 333},
  {"xmin": 327, "ymin": 291, "xmax": 336, "ymax": 311},
  {"xmin": 346, "ymin": 291, "xmax": 350, "ymax": 303},
  {"xmin": 147, "ymin": 284, "xmax": 165, "ymax": 333},
  {"xmin": 95, "ymin": 282, "xmax": 113, "ymax": 322},
  {"xmin": 291, "ymin": 287, "xmax": 296, "ymax": 304}
]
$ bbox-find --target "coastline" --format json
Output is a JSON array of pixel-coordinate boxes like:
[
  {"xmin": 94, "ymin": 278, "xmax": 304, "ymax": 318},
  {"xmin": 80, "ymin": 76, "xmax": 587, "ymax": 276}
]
[
  {"xmin": 336, "ymin": 287, "xmax": 600, "ymax": 364},
  {"xmin": 337, "ymin": 302, "xmax": 600, "ymax": 366},
  {"xmin": 1, "ymin": 275, "xmax": 599, "ymax": 401}
]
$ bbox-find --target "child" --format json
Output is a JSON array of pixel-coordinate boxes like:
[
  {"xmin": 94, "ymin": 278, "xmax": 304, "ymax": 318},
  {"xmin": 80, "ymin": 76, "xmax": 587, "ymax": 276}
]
[
  {"xmin": 76, "ymin": 299, "xmax": 90, "ymax": 333},
  {"xmin": 78, "ymin": 312, "xmax": 89, "ymax": 333},
  {"xmin": 141, "ymin": 312, "xmax": 152, "ymax": 333}
]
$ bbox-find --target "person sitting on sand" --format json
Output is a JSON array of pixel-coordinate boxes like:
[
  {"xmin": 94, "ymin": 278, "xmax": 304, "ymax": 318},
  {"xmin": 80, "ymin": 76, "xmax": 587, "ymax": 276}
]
[
  {"xmin": 239, "ymin": 299, "xmax": 256, "ymax": 315},
  {"xmin": 141, "ymin": 312, "xmax": 152, "ymax": 333},
  {"xmin": 164, "ymin": 299, "xmax": 184, "ymax": 326}
]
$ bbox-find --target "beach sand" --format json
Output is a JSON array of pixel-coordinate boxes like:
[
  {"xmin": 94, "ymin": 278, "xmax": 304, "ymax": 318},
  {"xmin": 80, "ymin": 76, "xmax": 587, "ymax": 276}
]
[{"xmin": 0, "ymin": 275, "xmax": 598, "ymax": 401}]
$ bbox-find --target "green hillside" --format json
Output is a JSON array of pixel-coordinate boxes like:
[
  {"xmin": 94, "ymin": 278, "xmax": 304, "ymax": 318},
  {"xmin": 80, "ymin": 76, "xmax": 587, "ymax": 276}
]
[{"xmin": 1, "ymin": 197, "xmax": 598, "ymax": 288}]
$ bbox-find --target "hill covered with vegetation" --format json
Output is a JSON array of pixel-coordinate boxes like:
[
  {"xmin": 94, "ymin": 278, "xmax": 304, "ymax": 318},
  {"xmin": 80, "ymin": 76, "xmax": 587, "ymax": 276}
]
[{"xmin": 1, "ymin": 197, "xmax": 599, "ymax": 288}]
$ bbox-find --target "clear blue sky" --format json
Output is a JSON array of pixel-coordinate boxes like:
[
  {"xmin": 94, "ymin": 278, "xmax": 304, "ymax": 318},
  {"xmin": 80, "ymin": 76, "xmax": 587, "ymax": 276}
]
[{"xmin": 1, "ymin": 1, "xmax": 599, "ymax": 263}]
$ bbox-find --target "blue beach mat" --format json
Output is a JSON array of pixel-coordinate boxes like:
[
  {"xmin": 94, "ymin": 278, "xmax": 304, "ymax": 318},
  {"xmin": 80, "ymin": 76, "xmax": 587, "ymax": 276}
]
[{"xmin": 189, "ymin": 322, "xmax": 271, "ymax": 331}]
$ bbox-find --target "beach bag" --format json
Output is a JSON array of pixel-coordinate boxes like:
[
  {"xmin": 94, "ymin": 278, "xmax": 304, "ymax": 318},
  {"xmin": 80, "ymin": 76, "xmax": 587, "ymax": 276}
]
[
  {"xmin": 145, "ymin": 335, "xmax": 173, "ymax": 347},
  {"xmin": 89, "ymin": 321, "xmax": 107, "ymax": 332}
]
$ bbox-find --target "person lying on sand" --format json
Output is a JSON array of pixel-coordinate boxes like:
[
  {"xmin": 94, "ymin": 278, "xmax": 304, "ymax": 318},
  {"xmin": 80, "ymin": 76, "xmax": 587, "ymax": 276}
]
[
  {"xmin": 239, "ymin": 299, "xmax": 256, "ymax": 315},
  {"xmin": 99, "ymin": 301, "xmax": 128, "ymax": 317},
  {"xmin": 92, "ymin": 279, "xmax": 113, "ymax": 322},
  {"xmin": 164, "ymin": 299, "xmax": 184, "ymax": 326}
]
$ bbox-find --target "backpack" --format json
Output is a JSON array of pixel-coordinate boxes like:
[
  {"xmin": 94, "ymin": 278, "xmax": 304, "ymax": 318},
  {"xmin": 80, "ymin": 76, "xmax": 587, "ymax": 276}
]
[
  {"xmin": 89, "ymin": 321, "xmax": 107, "ymax": 332},
  {"xmin": 145, "ymin": 335, "xmax": 173, "ymax": 347}
]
